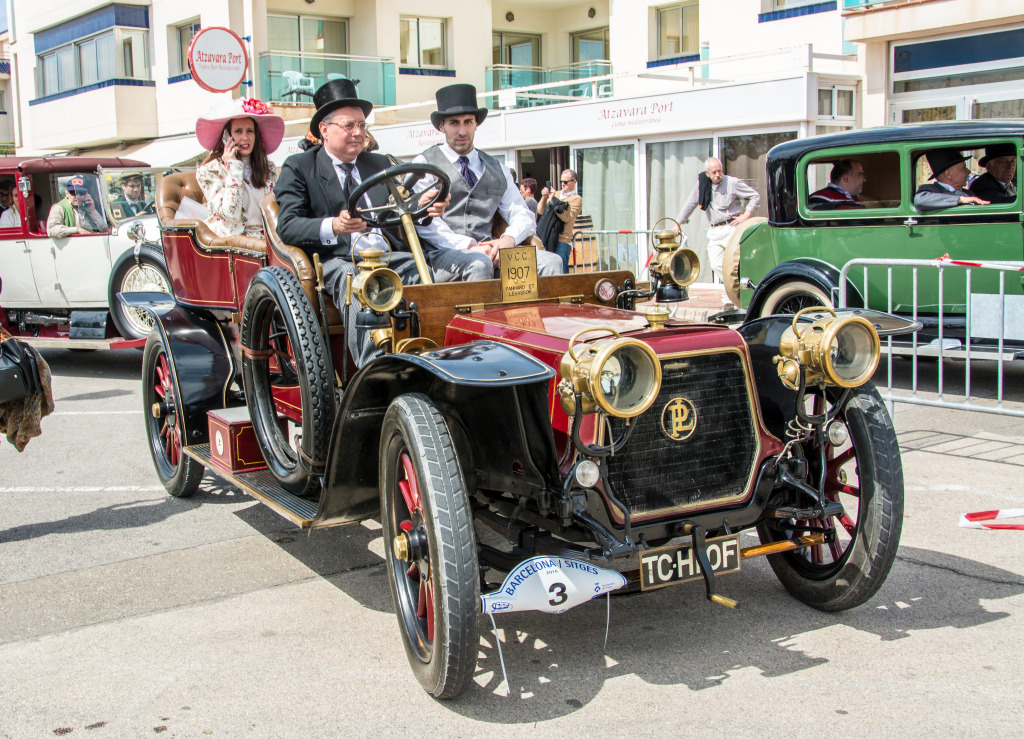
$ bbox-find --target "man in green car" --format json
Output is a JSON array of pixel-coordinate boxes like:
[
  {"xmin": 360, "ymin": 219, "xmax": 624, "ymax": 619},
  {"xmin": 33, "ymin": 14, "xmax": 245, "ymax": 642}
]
[
  {"xmin": 968, "ymin": 144, "xmax": 1017, "ymax": 204},
  {"xmin": 914, "ymin": 148, "xmax": 989, "ymax": 211}
]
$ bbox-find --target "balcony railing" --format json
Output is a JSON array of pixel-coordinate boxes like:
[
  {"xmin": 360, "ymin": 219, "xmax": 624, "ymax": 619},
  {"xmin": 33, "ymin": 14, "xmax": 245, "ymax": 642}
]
[
  {"xmin": 484, "ymin": 61, "xmax": 613, "ymax": 109},
  {"xmin": 842, "ymin": 0, "xmax": 915, "ymax": 10},
  {"xmin": 258, "ymin": 51, "xmax": 396, "ymax": 107}
]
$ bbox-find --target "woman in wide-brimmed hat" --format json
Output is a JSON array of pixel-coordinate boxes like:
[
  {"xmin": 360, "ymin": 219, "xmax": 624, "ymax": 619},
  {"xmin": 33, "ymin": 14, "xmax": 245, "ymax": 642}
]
[{"xmin": 195, "ymin": 97, "xmax": 285, "ymax": 238}]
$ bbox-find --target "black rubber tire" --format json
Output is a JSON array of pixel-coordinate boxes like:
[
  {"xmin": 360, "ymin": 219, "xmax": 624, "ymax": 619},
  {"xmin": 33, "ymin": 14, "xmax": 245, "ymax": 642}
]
[
  {"xmin": 757, "ymin": 383, "xmax": 903, "ymax": 611},
  {"xmin": 142, "ymin": 332, "xmax": 203, "ymax": 498},
  {"xmin": 108, "ymin": 244, "xmax": 172, "ymax": 340},
  {"xmin": 758, "ymin": 279, "xmax": 832, "ymax": 318},
  {"xmin": 380, "ymin": 394, "xmax": 479, "ymax": 699},
  {"xmin": 241, "ymin": 267, "xmax": 334, "ymax": 497}
]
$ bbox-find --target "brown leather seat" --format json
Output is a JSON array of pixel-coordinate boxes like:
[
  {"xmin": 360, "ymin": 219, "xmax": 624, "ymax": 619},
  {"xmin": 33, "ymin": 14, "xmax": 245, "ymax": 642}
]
[
  {"xmin": 261, "ymin": 193, "xmax": 345, "ymax": 332},
  {"xmin": 156, "ymin": 171, "xmax": 265, "ymax": 254}
]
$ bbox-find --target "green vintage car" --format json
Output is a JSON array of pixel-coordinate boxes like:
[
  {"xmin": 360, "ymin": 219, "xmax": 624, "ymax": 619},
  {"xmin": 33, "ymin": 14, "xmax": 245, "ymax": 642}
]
[{"xmin": 735, "ymin": 121, "xmax": 1022, "ymax": 341}]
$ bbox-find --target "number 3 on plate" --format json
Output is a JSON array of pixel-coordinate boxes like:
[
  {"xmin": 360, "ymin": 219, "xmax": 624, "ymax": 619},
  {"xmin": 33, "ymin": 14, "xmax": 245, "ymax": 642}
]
[{"xmin": 548, "ymin": 581, "xmax": 567, "ymax": 606}]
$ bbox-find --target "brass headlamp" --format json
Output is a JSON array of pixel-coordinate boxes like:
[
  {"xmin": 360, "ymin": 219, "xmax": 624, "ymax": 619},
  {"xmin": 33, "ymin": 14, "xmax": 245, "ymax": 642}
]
[
  {"xmin": 351, "ymin": 246, "xmax": 403, "ymax": 313},
  {"xmin": 649, "ymin": 218, "xmax": 700, "ymax": 289},
  {"xmin": 774, "ymin": 307, "xmax": 881, "ymax": 390},
  {"xmin": 558, "ymin": 328, "xmax": 662, "ymax": 418}
]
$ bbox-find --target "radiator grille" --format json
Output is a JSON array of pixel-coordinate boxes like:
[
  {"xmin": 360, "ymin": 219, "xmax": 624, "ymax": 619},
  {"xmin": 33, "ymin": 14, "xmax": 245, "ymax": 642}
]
[{"xmin": 604, "ymin": 351, "xmax": 758, "ymax": 517}]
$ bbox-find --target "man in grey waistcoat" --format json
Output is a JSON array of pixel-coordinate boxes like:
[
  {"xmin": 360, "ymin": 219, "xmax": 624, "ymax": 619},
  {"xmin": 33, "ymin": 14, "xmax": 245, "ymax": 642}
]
[{"xmin": 414, "ymin": 84, "xmax": 564, "ymax": 278}]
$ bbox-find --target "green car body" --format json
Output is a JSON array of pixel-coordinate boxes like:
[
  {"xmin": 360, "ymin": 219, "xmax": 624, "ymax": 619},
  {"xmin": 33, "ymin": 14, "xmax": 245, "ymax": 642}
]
[{"xmin": 740, "ymin": 121, "xmax": 1023, "ymax": 321}]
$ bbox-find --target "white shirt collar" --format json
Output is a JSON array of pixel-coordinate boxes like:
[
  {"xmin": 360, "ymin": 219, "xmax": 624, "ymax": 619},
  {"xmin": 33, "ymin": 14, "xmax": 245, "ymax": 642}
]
[
  {"xmin": 439, "ymin": 142, "xmax": 479, "ymax": 168},
  {"xmin": 559, "ymin": 188, "xmax": 578, "ymax": 198}
]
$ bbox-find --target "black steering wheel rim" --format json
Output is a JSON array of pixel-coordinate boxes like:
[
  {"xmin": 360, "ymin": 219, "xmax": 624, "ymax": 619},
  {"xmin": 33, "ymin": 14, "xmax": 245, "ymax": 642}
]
[{"xmin": 347, "ymin": 163, "xmax": 450, "ymax": 229}]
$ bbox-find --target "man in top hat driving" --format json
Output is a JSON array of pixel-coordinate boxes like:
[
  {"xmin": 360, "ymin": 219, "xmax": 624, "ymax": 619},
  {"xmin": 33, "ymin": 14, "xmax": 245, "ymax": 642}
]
[
  {"xmin": 968, "ymin": 144, "xmax": 1017, "ymax": 205},
  {"xmin": 914, "ymin": 148, "xmax": 990, "ymax": 211},
  {"xmin": 413, "ymin": 83, "xmax": 564, "ymax": 278},
  {"xmin": 275, "ymin": 79, "xmax": 482, "ymax": 367}
]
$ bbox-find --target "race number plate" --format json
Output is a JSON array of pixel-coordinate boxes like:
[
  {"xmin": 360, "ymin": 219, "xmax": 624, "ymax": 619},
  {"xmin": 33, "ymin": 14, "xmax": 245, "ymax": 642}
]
[
  {"xmin": 500, "ymin": 245, "xmax": 539, "ymax": 303},
  {"xmin": 639, "ymin": 534, "xmax": 741, "ymax": 591}
]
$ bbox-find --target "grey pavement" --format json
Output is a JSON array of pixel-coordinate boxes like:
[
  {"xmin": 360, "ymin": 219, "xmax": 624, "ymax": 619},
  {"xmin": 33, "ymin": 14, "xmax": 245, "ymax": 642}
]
[{"xmin": 0, "ymin": 347, "xmax": 1021, "ymax": 737}]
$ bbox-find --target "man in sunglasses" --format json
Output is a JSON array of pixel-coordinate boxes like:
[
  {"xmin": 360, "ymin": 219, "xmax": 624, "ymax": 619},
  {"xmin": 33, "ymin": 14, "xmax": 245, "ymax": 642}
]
[{"xmin": 538, "ymin": 170, "xmax": 583, "ymax": 273}]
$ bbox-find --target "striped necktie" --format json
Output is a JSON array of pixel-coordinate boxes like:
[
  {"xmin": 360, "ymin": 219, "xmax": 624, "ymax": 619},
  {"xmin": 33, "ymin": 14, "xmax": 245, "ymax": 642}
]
[{"xmin": 457, "ymin": 155, "xmax": 478, "ymax": 189}]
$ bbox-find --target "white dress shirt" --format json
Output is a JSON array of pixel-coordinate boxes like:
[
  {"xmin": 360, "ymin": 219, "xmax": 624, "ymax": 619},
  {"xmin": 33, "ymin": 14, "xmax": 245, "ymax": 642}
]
[
  {"xmin": 412, "ymin": 143, "xmax": 535, "ymax": 249},
  {"xmin": 317, "ymin": 149, "xmax": 389, "ymax": 254}
]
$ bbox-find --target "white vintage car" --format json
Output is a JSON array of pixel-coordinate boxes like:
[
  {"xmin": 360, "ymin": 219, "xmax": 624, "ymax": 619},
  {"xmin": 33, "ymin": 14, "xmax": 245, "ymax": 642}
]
[{"xmin": 0, "ymin": 157, "xmax": 173, "ymax": 347}]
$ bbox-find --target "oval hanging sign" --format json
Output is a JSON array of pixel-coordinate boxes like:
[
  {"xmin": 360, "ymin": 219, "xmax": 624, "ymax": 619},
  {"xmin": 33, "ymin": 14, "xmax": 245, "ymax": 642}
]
[{"xmin": 187, "ymin": 27, "xmax": 249, "ymax": 93}]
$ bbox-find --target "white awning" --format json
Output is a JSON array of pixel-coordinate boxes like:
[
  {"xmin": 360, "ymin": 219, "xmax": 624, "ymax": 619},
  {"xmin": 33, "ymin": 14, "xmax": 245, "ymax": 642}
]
[{"xmin": 129, "ymin": 135, "xmax": 207, "ymax": 168}]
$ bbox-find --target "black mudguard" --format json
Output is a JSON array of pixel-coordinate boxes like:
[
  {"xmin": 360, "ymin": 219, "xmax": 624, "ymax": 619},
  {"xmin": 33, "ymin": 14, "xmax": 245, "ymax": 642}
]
[
  {"xmin": 317, "ymin": 341, "xmax": 558, "ymax": 527},
  {"xmin": 119, "ymin": 292, "xmax": 234, "ymax": 446},
  {"xmin": 736, "ymin": 315, "xmax": 802, "ymax": 441},
  {"xmin": 746, "ymin": 258, "xmax": 864, "ymax": 318}
]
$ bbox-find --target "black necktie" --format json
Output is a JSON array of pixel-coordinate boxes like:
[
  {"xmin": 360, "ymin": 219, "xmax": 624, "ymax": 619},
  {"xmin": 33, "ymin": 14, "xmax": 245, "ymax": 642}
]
[
  {"xmin": 339, "ymin": 162, "xmax": 356, "ymax": 205},
  {"xmin": 457, "ymin": 155, "xmax": 478, "ymax": 189}
]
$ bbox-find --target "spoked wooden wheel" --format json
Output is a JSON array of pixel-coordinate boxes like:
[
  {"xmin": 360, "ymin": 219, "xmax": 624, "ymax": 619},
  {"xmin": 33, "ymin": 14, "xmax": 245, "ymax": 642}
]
[
  {"xmin": 142, "ymin": 332, "xmax": 202, "ymax": 498},
  {"xmin": 758, "ymin": 382, "xmax": 904, "ymax": 611},
  {"xmin": 380, "ymin": 394, "xmax": 478, "ymax": 699}
]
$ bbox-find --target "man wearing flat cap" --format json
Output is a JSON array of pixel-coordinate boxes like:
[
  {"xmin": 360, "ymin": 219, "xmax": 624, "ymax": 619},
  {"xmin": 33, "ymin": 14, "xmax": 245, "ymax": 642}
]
[
  {"xmin": 111, "ymin": 173, "xmax": 154, "ymax": 218},
  {"xmin": 413, "ymin": 83, "xmax": 564, "ymax": 278},
  {"xmin": 913, "ymin": 148, "xmax": 990, "ymax": 211},
  {"xmin": 274, "ymin": 79, "xmax": 478, "ymax": 366},
  {"xmin": 968, "ymin": 144, "xmax": 1017, "ymax": 205}
]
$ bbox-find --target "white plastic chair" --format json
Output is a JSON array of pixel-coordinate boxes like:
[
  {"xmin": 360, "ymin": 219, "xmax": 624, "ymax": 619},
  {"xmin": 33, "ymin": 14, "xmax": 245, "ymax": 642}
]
[{"xmin": 281, "ymin": 70, "xmax": 315, "ymax": 100}]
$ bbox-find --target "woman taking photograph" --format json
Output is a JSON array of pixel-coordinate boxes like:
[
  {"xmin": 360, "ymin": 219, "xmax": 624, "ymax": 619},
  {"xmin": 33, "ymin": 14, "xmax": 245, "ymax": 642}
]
[{"xmin": 195, "ymin": 98, "xmax": 285, "ymax": 239}]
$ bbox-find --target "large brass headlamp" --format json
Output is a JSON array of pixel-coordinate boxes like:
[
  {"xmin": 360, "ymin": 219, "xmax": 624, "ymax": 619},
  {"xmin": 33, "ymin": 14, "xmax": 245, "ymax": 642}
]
[
  {"xmin": 774, "ymin": 307, "xmax": 881, "ymax": 390},
  {"xmin": 649, "ymin": 218, "xmax": 700, "ymax": 289},
  {"xmin": 351, "ymin": 246, "xmax": 403, "ymax": 313},
  {"xmin": 559, "ymin": 328, "xmax": 662, "ymax": 418}
]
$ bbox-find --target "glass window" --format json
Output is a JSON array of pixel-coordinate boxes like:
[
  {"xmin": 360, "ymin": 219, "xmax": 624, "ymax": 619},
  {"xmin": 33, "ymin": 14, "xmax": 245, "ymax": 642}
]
[
  {"xmin": 767, "ymin": 0, "xmax": 822, "ymax": 9},
  {"xmin": 572, "ymin": 28, "xmax": 609, "ymax": 64},
  {"xmin": 121, "ymin": 30, "xmax": 147, "ymax": 79},
  {"xmin": 657, "ymin": 3, "xmax": 698, "ymax": 59},
  {"xmin": 176, "ymin": 20, "xmax": 201, "ymax": 74},
  {"xmin": 401, "ymin": 17, "xmax": 447, "ymax": 68},
  {"xmin": 720, "ymin": 131, "xmax": 797, "ymax": 219},
  {"xmin": 268, "ymin": 15, "xmax": 300, "ymax": 51},
  {"xmin": 837, "ymin": 89, "xmax": 853, "ymax": 117},
  {"xmin": 818, "ymin": 87, "xmax": 855, "ymax": 121},
  {"xmin": 492, "ymin": 33, "xmax": 541, "ymax": 67},
  {"xmin": 96, "ymin": 34, "xmax": 116, "ymax": 80},
  {"xmin": 577, "ymin": 144, "xmax": 635, "ymax": 232},
  {"xmin": 57, "ymin": 46, "xmax": 75, "ymax": 91},
  {"xmin": 817, "ymin": 89, "xmax": 832, "ymax": 117},
  {"xmin": 901, "ymin": 106, "xmax": 956, "ymax": 123},
  {"xmin": 41, "ymin": 54, "xmax": 57, "ymax": 95},
  {"xmin": 973, "ymin": 99, "xmax": 1024, "ymax": 119},
  {"xmin": 804, "ymin": 152, "xmax": 901, "ymax": 211},
  {"xmin": 646, "ymin": 138, "xmax": 713, "ymax": 278},
  {"xmin": 79, "ymin": 38, "xmax": 98, "ymax": 86}
]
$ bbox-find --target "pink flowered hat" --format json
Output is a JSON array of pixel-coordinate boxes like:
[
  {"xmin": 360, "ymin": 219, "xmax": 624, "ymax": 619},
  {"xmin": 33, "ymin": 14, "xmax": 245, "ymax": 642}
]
[{"xmin": 195, "ymin": 97, "xmax": 285, "ymax": 154}]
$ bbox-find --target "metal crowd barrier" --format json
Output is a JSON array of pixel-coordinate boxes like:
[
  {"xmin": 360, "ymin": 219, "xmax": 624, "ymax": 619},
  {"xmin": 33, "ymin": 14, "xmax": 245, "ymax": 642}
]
[
  {"xmin": 568, "ymin": 229, "xmax": 651, "ymax": 278},
  {"xmin": 838, "ymin": 257, "xmax": 1024, "ymax": 418}
]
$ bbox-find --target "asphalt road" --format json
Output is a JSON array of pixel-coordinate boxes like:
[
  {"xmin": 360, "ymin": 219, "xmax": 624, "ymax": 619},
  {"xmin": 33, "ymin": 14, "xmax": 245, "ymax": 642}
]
[{"xmin": 0, "ymin": 348, "xmax": 1021, "ymax": 737}]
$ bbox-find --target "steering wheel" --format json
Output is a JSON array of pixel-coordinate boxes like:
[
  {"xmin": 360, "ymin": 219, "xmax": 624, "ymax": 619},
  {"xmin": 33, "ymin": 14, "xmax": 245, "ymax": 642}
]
[{"xmin": 347, "ymin": 163, "xmax": 450, "ymax": 229}]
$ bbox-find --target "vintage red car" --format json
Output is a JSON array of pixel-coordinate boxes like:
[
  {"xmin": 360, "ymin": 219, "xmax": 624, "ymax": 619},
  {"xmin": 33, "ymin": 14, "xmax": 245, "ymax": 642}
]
[
  {"xmin": 126, "ymin": 163, "xmax": 913, "ymax": 699},
  {"xmin": 0, "ymin": 157, "xmax": 170, "ymax": 349}
]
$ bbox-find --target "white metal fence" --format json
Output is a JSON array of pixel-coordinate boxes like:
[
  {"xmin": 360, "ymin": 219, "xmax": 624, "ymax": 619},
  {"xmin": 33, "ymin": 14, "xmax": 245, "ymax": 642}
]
[{"xmin": 838, "ymin": 257, "xmax": 1024, "ymax": 418}]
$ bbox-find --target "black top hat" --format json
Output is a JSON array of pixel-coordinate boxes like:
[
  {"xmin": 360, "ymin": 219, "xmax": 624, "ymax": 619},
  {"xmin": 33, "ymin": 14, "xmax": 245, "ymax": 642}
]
[
  {"xmin": 925, "ymin": 148, "xmax": 968, "ymax": 179},
  {"xmin": 310, "ymin": 79, "xmax": 373, "ymax": 138},
  {"xmin": 430, "ymin": 84, "xmax": 488, "ymax": 130},
  {"xmin": 979, "ymin": 143, "xmax": 1016, "ymax": 168}
]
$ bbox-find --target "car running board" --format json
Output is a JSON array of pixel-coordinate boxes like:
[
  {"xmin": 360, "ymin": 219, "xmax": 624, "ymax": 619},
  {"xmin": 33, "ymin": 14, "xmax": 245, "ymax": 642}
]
[{"xmin": 183, "ymin": 444, "xmax": 318, "ymax": 527}]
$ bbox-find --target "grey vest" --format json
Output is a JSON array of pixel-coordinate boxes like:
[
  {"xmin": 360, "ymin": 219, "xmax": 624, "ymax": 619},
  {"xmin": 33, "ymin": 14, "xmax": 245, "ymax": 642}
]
[{"xmin": 421, "ymin": 145, "xmax": 506, "ymax": 242}]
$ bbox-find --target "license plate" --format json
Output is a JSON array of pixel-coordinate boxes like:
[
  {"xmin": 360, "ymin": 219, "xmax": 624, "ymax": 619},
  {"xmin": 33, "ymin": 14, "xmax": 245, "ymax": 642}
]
[{"xmin": 639, "ymin": 534, "xmax": 742, "ymax": 591}]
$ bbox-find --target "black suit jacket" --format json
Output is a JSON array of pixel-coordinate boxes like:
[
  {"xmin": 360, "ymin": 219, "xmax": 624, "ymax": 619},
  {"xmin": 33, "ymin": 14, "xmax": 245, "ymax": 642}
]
[
  {"xmin": 111, "ymin": 197, "xmax": 153, "ymax": 218},
  {"xmin": 969, "ymin": 172, "xmax": 1016, "ymax": 204},
  {"xmin": 275, "ymin": 146, "xmax": 405, "ymax": 260}
]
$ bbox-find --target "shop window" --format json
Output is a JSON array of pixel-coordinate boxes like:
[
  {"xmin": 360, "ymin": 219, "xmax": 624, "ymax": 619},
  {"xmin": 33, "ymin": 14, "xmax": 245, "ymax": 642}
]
[
  {"xmin": 401, "ymin": 17, "xmax": 447, "ymax": 68},
  {"xmin": 656, "ymin": 3, "xmax": 698, "ymax": 60},
  {"xmin": 720, "ymin": 131, "xmax": 797, "ymax": 219}
]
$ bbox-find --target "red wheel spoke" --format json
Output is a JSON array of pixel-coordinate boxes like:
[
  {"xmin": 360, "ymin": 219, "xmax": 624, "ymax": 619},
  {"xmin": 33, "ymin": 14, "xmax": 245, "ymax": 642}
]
[
  {"xmin": 398, "ymin": 480, "xmax": 416, "ymax": 516},
  {"xmin": 399, "ymin": 519, "xmax": 413, "ymax": 532},
  {"xmin": 839, "ymin": 513, "xmax": 857, "ymax": 535},
  {"xmin": 424, "ymin": 577, "xmax": 435, "ymax": 643},
  {"xmin": 400, "ymin": 453, "xmax": 422, "ymax": 511},
  {"xmin": 406, "ymin": 563, "xmax": 419, "ymax": 579},
  {"xmin": 828, "ymin": 537, "xmax": 843, "ymax": 560},
  {"xmin": 416, "ymin": 575, "xmax": 427, "ymax": 619}
]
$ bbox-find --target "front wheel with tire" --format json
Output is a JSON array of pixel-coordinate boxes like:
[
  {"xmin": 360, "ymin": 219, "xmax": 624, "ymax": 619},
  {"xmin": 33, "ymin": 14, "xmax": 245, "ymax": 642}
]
[
  {"xmin": 142, "ymin": 332, "xmax": 203, "ymax": 498},
  {"xmin": 758, "ymin": 279, "xmax": 832, "ymax": 318},
  {"xmin": 241, "ymin": 266, "xmax": 334, "ymax": 498},
  {"xmin": 380, "ymin": 394, "xmax": 479, "ymax": 699},
  {"xmin": 109, "ymin": 244, "xmax": 172, "ymax": 340},
  {"xmin": 757, "ymin": 383, "xmax": 903, "ymax": 611}
]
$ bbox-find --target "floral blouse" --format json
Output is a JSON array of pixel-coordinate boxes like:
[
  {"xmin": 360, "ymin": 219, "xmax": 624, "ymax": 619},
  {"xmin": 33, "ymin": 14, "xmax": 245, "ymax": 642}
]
[{"xmin": 196, "ymin": 157, "xmax": 278, "ymax": 238}]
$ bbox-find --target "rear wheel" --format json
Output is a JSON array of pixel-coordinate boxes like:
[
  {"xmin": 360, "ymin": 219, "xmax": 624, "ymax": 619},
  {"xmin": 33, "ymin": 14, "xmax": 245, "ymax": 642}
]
[
  {"xmin": 142, "ymin": 332, "xmax": 203, "ymax": 498},
  {"xmin": 757, "ymin": 383, "xmax": 903, "ymax": 611},
  {"xmin": 380, "ymin": 394, "xmax": 478, "ymax": 699},
  {"xmin": 109, "ymin": 245, "xmax": 172, "ymax": 340},
  {"xmin": 241, "ymin": 267, "xmax": 334, "ymax": 498},
  {"xmin": 758, "ymin": 279, "xmax": 832, "ymax": 318}
]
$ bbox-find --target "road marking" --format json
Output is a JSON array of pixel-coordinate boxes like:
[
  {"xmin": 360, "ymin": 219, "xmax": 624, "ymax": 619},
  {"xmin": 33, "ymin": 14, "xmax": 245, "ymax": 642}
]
[{"xmin": 0, "ymin": 485, "xmax": 164, "ymax": 493}]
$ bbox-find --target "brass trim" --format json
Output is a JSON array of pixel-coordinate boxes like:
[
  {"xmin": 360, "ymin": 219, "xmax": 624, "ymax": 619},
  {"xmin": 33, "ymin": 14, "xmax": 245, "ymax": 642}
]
[
  {"xmin": 741, "ymin": 533, "xmax": 824, "ymax": 559},
  {"xmin": 600, "ymin": 345, "xmax": 768, "ymax": 523}
]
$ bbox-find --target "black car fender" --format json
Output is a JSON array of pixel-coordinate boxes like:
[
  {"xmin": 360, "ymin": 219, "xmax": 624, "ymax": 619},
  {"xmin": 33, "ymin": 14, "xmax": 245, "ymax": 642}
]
[
  {"xmin": 736, "ymin": 315, "xmax": 802, "ymax": 441},
  {"xmin": 317, "ymin": 341, "xmax": 559, "ymax": 527},
  {"xmin": 746, "ymin": 258, "xmax": 864, "ymax": 317},
  {"xmin": 118, "ymin": 292, "xmax": 234, "ymax": 446}
]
